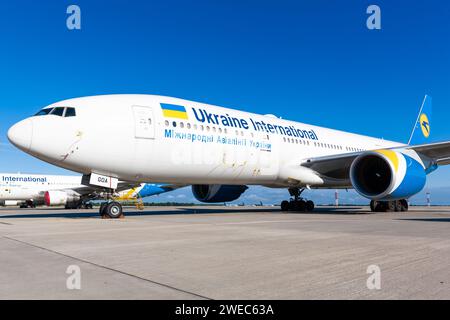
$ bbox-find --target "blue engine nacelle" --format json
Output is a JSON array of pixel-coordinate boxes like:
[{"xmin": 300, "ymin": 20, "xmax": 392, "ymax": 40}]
[
  {"xmin": 192, "ymin": 185, "xmax": 248, "ymax": 203},
  {"xmin": 350, "ymin": 150, "xmax": 426, "ymax": 200}
]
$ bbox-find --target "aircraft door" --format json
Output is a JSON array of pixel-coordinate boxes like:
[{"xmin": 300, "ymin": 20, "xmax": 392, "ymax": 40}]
[{"xmin": 132, "ymin": 106, "xmax": 155, "ymax": 139}]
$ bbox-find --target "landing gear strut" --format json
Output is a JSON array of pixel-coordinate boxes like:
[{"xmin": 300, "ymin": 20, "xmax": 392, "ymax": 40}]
[
  {"xmin": 370, "ymin": 200, "xmax": 408, "ymax": 212},
  {"xmin": 280, "ymin": 188, "xmax": 315, "ymax": 212}
]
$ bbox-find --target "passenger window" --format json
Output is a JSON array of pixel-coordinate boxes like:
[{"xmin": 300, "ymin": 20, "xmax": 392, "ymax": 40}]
[{"xmin": 50, "ymin": 107, "xmax": 65, "ymax": 117}]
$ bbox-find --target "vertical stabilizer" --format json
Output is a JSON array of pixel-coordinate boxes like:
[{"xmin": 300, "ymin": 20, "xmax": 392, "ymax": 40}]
[{"xmin": 408, "ymin": 95, "xmax": 432, "ymax": 145}]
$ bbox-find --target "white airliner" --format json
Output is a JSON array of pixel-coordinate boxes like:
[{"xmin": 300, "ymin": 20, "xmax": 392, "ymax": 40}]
[
  {"xmin": 7, "ymin": 94, "xmax": 449, "ymax": 218},
  {"xmin": 0, "ymin": 173, "xmax": 178, "ymax": 209}
]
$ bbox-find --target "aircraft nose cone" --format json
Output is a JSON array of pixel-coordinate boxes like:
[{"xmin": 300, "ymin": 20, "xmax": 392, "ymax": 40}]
[{"xmin": 7, "ymin": 119, "xmax": 33, "ymax": 152}]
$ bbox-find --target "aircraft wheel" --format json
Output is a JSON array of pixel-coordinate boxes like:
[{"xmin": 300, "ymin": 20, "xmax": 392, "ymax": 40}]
[
  {"xmin": 394, "ymin": 200, "xmax": 402, "ymax": 212},
  {"xmin": 370, "ymin": 200, "xmax": 376, "ymax": 212},
  {"xmin": 400, "ymin": 199, "xmax": 408, "ymax": 212},
  {"xmin": 386, "ymin": 201, "xmax": 396, "ymax": 212},
  {"xmin": 295, "ymin": 200, "xmax": 306, "ymax": 212},
  {"xmin": 99, "ymin": 202, "xmax": 108, "ymax": 216},
  {"xmin": 306, "ymin": 200, "xmax": 315, "ymax": 212},
  {"xmin": 104, "ymin": 202, "xmax": 123, "ymax": 219},
  {"xmin": 374, "ymin": 202, "xmax": 385, "ymax": 212},
  {"xmin": 281, "ymin": 200, "xmax": 290, "ymax": 212}
]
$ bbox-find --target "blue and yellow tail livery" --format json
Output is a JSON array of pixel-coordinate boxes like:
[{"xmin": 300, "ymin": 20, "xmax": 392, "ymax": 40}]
[
  {"xmin": 161, "ymin": 103, "xmax": 188, "ymax": 120},
  {"xmin": 408, "ymin": 95, "xmax": 432, "ymax": 145}
]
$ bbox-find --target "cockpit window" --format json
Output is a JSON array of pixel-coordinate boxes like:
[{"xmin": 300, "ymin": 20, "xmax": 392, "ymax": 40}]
[
  {"xmin": 50, "ymin": 107, "xmax": 65, "ymax": 117},
  {"xmin": 34, "ymin": 108, "xmax": 53, "ymax": 116},
  {"xmin": 34, "ymin": 106, "xmax": 76, "ymax": 117},
  {"xmin": 65, "ymin": 107, "xmax": 76, "ymax": 117}
]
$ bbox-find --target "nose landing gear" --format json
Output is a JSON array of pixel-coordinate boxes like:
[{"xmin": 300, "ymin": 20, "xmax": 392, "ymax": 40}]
[
  {"xmin": 281, "ymin": 187, "xmax": 315, "ymax": 213},
  {"xmin": 98, "ymin": 189, "xmax": 124, "ymax": 219},
  {"xmin": 100, "ymin": 201, "xmax": 124, "ymax": 219}
]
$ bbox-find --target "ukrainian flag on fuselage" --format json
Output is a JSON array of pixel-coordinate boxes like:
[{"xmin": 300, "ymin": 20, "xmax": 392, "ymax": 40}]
[{"xmin": 161, "ymin": 103, "xmax": 188, "ymax": 120}]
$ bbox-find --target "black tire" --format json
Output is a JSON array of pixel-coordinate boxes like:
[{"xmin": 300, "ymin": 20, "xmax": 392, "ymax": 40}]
[
  {"xmin": 386, "ymin": 201, "xmax": 396, "ymax": 212},
  {"xmin": 370, "ymin": 200, "xmax": 377, "ymax": 212},
  {"xmin": 294, "ymin": 200, "xmax": 306, "ymax": 212},
  {"xmin": 306, "ymin": 200, "xmax": 315, "ymax": 212},
  {"xmin": 281, "ymin": 200, "xmax": 290, "ymax": 212},
  {"xmin": 400, "ymin": 199, "xmax": 408, "ymax": 212},
  {"xmin": 99, "ymin": 202, "xmax": 108, "ymax": 216},
  {"xmin": 105, "ymin": 202, "xmax": 123, "ymax": 219},
  {"xmin": 374, "ymin": 202, "xmax": 385, "ymax": 212},
  {"xmin": 394, "ymin": 200, "xmax": 402, "ymax": 212}
]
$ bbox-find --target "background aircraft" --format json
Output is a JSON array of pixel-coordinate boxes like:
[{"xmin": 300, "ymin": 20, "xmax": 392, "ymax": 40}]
[{"xmin": 0, "ymin": 173, "xmax": 179, "ymax": 209}]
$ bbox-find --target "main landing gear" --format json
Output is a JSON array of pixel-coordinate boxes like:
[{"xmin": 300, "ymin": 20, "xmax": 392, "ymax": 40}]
[
  {"xmin": 20, "ymin": 200, "xmax": 36, "ymax": 208},
  {"xmin": 280, "ymin": 187, "xmax": 315, "ymax": 212},
  {"xmin": 370, "ymin": 200, "xmax": 408, "ymax": 212}
]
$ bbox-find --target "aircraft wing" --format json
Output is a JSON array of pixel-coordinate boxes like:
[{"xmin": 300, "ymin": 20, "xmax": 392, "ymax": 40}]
[
  {"xmin": 301, "ymin": 140, "xmax": 450, "ymax": 181},
  {"xmin": 301, "ymin": 152, "xmax": 360, "ymax": 180},
  {"xmin": 407, "ymin": 141, "xmax": 450, "ymax": 165},
  {"xmin": 41, "ymin": 181, "xmax": 142, "ymax": 198}
]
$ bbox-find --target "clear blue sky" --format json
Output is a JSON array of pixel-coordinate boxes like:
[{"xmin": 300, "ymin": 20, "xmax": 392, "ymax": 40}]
[{"xmin": 1, "ymin": 1, "xmax": 449, "ymax": 204}]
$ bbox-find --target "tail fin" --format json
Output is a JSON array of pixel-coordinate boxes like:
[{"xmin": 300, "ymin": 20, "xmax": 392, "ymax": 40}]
[{"xmin": 408, "ymin": 95, "xmax": 432, "ymax": 145}]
